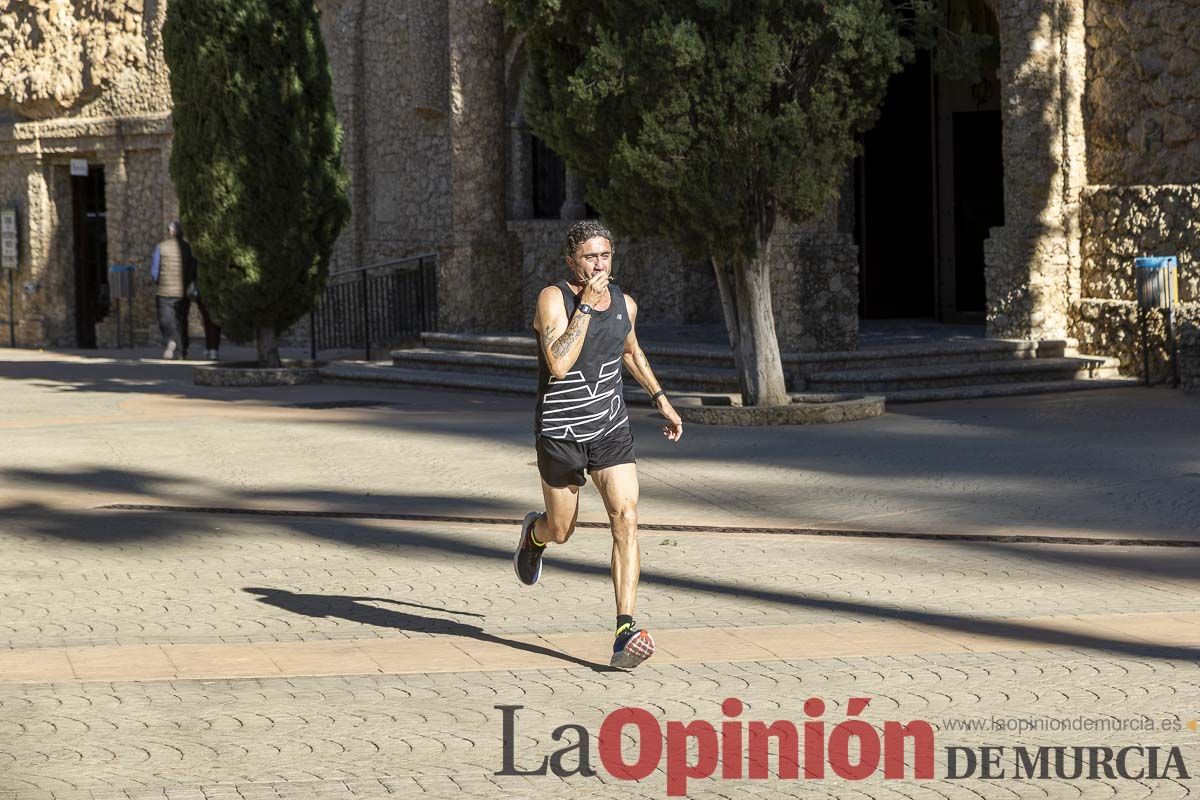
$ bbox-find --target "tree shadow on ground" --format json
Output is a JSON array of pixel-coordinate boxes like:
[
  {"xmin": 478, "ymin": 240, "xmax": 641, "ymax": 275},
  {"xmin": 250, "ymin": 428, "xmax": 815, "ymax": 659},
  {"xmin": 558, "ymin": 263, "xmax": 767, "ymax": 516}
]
[
  {"xmin": 243, "ymin": 587, "xmax": 618, "ymax": 673},
  {"xmin": 7, "ymin": 462, "xmax": 1200, "ymax": 582},
  {"xmin": 3, "ymin": 492, "xmax": 1198, "ymax": 665}
]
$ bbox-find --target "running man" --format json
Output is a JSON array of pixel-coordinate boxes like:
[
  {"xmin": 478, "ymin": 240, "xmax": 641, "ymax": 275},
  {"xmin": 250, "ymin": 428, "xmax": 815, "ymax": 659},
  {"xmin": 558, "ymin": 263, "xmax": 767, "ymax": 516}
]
[{"xmin": 513, "ymin": 220, "xmax": 683, "ymax": 669}]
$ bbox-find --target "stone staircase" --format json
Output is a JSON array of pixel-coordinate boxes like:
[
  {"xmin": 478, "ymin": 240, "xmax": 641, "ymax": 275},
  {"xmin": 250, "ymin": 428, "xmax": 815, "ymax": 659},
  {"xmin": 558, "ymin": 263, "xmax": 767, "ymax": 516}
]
[{"xmin": 321, "ymin": 331, "xmax": 1137, "ymax": 403}]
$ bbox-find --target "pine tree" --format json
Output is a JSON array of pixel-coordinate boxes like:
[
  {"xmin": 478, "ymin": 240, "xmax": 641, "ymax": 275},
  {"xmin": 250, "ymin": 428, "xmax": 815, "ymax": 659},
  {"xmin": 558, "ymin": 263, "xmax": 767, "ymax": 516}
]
[
  {"xmin": 493, "ymin": 0, "xmax": 927, "ymax": 405},
  {"xmin": 164, "ymin": 0, "xmax": 350, "ymax": 367}
]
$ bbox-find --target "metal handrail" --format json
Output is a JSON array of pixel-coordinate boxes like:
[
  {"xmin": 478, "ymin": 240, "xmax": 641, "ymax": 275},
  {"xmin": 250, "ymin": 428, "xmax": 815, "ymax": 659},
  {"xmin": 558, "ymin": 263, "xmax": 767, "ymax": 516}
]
[
  {"xmin": 310, "ymin": 253, "xmax": 438, "ymax": 361},
  {"xmin": 327, "ymin": 253, "xmax": 438, "ymax": 281}
]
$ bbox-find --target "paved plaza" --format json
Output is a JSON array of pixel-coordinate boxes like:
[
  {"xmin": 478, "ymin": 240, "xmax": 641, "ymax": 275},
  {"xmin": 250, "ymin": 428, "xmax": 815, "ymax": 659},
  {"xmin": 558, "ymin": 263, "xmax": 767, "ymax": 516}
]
[{"xmin": 1, "ymin": 348, "xmax": 1199, "ymax": 799}]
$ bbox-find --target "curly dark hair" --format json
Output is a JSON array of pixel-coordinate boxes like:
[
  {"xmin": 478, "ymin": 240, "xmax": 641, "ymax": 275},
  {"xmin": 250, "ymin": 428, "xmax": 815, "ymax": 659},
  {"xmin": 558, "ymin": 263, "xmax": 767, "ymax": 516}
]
[{"xmin": 564, "ymin": 220, "xmax": 614, "ymax": 262}]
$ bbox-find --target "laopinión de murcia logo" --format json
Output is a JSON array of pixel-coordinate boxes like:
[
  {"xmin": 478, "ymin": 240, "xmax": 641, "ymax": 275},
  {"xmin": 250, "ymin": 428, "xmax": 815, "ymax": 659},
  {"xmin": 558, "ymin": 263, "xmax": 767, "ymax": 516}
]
[{"xmin": 495, "ymin": 698, "xmax": 1192, "ymax": 795}]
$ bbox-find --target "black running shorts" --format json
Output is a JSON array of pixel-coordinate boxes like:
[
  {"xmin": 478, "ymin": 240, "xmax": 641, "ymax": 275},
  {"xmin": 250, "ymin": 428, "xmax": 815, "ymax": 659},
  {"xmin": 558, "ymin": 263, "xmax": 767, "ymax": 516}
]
[{"xmin": 535, "ymin": 425, "xmax": 636, "ymax": 488}]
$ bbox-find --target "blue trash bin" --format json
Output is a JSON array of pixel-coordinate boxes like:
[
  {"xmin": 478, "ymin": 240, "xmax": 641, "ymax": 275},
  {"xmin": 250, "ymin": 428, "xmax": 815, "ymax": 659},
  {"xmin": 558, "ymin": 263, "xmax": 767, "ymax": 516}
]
[
  {"xmin": 1135, "ymin": 256, "xmax": 1178, "ymax": 309},
  {"xmin": 1134, "ymin": 256, "xmax": 1180, "ymax": 387}
]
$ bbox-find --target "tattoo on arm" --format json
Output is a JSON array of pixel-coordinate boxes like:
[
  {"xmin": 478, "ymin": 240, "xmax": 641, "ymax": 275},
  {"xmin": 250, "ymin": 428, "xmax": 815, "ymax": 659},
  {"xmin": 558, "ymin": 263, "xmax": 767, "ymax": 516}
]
[
  {"xmin": 628, "ymin": 349, "xmax": 658, "ymax": 392},
  {"xmin": 550, "ymin": 314, "xmax": 588, "ymax": 360}
]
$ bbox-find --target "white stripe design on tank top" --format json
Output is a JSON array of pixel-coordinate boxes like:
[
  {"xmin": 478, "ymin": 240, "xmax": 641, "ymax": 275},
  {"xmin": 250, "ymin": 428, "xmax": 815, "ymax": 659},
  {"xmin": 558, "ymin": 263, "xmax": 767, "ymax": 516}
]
[{"xmin": 539, "ymin": 357, "xmax": 626, "ymax": 440}]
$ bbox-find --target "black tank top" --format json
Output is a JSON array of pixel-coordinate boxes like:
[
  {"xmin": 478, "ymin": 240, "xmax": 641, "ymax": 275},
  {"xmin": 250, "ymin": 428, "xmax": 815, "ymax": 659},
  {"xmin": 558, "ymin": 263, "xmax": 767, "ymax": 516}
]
[{"xmin": 535, "ymin": 279, "xmax": 632, "ymax": 441}]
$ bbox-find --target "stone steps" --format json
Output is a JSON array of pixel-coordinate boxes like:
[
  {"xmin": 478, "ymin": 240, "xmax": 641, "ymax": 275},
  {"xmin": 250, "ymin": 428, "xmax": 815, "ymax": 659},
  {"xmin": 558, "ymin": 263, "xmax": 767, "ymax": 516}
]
[
  {"xmin": 806, "ymin": 356, "xmax": 1121, "ymax": 392},
  {"xmin": 367, "ymin": 331, "xmax": 1136, "ymax": 404},
  {"xmin": 787, "ymin": 339, "xmax": 1063, "ymax": 377},
  {"xmin": 422, "ymin": 332, "xmax": 735, "ymax": 368},
  {"xmin": 421, "ymin": 331, "xmax": 1073, "ymax": 375},
  {"xmin": 321, "ymin": 362, "xmax": 661, "ymax": 405},
  {"xmin": 323, "ymin": 361, "xmax": 1139, "ymax": 406},
  {"xmin": 883, "ymin": 378, "xmax": 1140, "ymax": 404},
  {"xmin": 391, "ymin": 347, "xmax": 741, "ymax": 392}
]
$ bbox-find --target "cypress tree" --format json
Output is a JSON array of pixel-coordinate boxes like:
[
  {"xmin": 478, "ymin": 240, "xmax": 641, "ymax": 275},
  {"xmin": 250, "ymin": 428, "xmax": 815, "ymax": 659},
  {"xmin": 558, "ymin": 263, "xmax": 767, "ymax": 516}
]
[{"xmin": 164, "ymin": 0, "xmax": 350, "ymax": 367}]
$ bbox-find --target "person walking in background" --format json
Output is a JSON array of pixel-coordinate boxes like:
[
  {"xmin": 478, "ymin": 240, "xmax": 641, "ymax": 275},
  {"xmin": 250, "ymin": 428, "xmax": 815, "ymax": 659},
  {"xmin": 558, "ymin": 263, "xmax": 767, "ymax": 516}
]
[
  {"xmin": 150, "ymin": 220, "xmax": 197, "ymax": 359},
  {"xmin": 195, "ymin": 291, "xmax": 222, "ymax": 360}
]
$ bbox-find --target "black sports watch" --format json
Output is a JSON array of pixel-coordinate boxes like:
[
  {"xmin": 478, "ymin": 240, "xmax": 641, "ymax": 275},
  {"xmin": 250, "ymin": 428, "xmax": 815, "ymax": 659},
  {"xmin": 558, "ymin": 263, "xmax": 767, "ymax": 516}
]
[{"xmin": 577, "ymin": 303, "xmax": 594, "ymax": 316}]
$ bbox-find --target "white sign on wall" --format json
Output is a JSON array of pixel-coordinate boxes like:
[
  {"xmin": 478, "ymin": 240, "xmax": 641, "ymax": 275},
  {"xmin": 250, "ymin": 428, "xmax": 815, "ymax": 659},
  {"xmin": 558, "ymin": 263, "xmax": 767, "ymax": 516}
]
[
  {"xmin": 0, "ymin": 209, "xmax": 16, "ymax": 271},
  {"xmin": 70, "ymin": 158, "xmax": 89, "ymax": 177}
]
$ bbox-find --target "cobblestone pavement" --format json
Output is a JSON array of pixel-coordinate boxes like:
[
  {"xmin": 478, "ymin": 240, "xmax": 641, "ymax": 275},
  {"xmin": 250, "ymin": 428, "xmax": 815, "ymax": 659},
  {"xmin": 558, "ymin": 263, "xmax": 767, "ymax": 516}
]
[
  {"xmin": 1, "ymin": 350, "xmax": 1199, "ymax": 799},
  {"xmin": 1, "ymin": 515, "xmax": 1198, "ymax": 649},
  {"xmin": 2, "ymin": 651, "xmax": 1198, "ymax": 799}
]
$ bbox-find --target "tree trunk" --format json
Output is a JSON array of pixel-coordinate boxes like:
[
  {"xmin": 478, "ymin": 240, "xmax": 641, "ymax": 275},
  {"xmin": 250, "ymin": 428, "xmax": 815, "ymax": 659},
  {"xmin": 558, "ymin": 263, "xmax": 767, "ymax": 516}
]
[
  {"xmin": 731, "ymin": 245, "xmax": 789, "ymax": 407},
  {"xmin": 256, "ymin": 325, "xmax": 282, "ymax": 368},
  {"xmin": 711, "ymin": 257, "xmax": 751, "ymax": 400}
]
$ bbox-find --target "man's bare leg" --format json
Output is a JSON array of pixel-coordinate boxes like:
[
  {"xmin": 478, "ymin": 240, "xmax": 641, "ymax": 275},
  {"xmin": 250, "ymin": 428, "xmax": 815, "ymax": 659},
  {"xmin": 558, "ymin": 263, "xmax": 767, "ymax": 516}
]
[
  {"xmin": 535, "ymin": 480, "xmax": 580, "ymax": 545},
  {"xmin": 591, "ymin": 462, "xmax": 640, "ymax": 617},
  {"xmin": 592, "ymin": 462, "xmax": 652, "ymax": 668},
  {"xmin": 515, "ymin": 481, "xmax": 579, "ymax": 586}
]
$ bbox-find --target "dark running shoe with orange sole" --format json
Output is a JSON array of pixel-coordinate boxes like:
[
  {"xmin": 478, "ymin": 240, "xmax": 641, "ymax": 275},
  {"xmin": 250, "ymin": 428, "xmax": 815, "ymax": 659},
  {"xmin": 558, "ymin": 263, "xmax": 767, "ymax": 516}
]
[{"xmin": 611, "ymin": 623, "xmax": 655, "ymax": 669}]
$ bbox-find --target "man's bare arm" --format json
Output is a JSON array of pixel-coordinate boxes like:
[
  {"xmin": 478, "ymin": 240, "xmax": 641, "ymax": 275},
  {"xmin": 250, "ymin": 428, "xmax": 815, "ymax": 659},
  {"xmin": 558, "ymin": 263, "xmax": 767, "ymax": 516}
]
[
  {"xmin": 551, "ymin": 313, "xmax": 589, "ymax": 361},
  {"xmin": 536, "ymin": 287, "xmax": 590, "ymax": 379},
  {"xmin": 622, "ymin": 343, "xmax": 662, "ymax": 395},
  {"xmin": 620, "ymin": 296, "xmax": 662, "ymax": 393},
  {"xmin": 622, "ymin": 295, "xmax": 683, "ymax": 441}
]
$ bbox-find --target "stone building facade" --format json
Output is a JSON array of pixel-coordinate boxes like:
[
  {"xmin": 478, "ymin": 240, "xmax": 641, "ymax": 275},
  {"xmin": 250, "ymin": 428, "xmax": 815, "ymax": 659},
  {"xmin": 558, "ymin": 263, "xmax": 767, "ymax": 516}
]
[
  {"xmin": 0, "ymin": 1, "xmax": 173, "ymax": 348},
  {"xmin": 0, "ymin": 0, "xmax": 1196, "ymax": 381}
]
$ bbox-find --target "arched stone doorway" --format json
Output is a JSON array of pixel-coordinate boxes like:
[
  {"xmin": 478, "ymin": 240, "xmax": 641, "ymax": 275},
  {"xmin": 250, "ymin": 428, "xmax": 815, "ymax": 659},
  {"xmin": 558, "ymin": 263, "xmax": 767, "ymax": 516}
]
[
  {"xmin": 855, "ymin": 0, "xmax": 1088, "ymax": 343},
  {"xmin": 504, "ymin": 36, "xmax": 590, "ymax": 223},
  {"xmin": 856, "ymin": 0, "xmax": 1003, "ymax": 325}
]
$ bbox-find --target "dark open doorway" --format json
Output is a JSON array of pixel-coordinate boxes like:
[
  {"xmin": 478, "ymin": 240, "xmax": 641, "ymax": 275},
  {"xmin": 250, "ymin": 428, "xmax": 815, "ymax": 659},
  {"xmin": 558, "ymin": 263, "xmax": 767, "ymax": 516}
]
[
  {"xmin": 951, "ymin": 110, "xmax": 1003, "ymax": 314},
  {"xmin": 856, "ymin": 49, "xmax": 936, "ymax": 320},
  {"xmin": 72, "ymin": 165, "xmax": 108, "ymax": 348},
  {"xmin": 856, "ymin": 0, "xmax": 1003, "ymax": 326},
  {"xmin": 531, "ymin": 134, "xmax": 565, "ymax": 219}
]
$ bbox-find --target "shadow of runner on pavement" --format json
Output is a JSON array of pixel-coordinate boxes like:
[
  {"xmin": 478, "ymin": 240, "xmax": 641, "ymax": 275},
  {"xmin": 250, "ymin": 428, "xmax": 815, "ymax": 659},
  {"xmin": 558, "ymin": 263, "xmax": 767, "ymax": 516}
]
[{"xmin": 243, "ymin": 587, "xmax": 619, "ymax": 673}]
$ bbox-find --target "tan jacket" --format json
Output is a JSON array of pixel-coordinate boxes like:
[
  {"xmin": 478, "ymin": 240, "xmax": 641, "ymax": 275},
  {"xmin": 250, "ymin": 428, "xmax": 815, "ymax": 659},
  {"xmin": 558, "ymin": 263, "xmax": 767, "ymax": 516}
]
[{"xmin": 155, "ymin": 237, "xmax": 197, "ymax": 298}]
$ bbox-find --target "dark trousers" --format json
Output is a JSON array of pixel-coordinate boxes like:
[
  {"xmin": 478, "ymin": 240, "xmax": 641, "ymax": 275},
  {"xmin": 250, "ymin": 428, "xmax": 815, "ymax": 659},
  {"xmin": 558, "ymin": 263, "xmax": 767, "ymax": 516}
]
[
  {"xmin": 196, "ymin": 299, "xmax": 222, "ymax": 351},
  {"xmin": 156, "ymin": 295, "xmax": 190, "ymax": 356}
]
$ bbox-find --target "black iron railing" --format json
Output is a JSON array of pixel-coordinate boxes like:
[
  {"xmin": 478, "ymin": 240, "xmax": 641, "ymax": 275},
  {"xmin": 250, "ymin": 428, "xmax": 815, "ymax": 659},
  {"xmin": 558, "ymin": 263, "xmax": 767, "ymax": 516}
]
[{"xmin": 309, "ymin": 254, "xmax": 438, "ymax": 360}]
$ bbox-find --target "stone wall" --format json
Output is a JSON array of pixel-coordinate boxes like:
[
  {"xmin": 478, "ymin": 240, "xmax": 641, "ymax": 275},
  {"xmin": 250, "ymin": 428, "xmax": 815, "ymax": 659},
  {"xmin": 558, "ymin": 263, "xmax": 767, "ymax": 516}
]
[
  {"xmin": 1070, "ymin": 184, "xmax": 1200, "ymax": 380},
  {"xmin": 0, "ymin": 0, "xmax": 167, "ymax": 121},
  {"xmin": 1181, "ymin": 320, "xmax": 1200, "ymax": 394},
  {"xmin": 507, "ymin": 220, "xmax": 719, "ymax": 333},
  {"xmin": 0, "ymin": 115, "xmax": 174, "ymax": 348},
  {"xmin": 771, "ymin": 232, "xmax": 859, "ymax": 353},
  {"xmin": 1084, "ymin": 0, "xmax": 1200, "ymax": 185},
  {"xmin": 507, "ymin": 219, "xmax": 858, "ymax": 352},
  {"xmin": 1079, "ymin": 185, "xmax": 1199, "ymax": 304},
  {"xmin": 357, "ymin": 0, "xmax": 452, "ymax": 268}
]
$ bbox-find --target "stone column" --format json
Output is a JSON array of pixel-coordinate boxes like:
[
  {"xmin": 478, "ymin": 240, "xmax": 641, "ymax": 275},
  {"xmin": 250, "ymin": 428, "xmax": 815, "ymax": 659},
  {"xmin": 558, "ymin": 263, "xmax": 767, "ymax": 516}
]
[
  {"xmin": 16, "ymin": 157, "xmax": 51, "ymax": 346},
  {"xmin": 983, "ymin": 0, "xmax": 1087, "ymax": 341},
  {"xmin": 94, "ymin": 148, "xmax": 128, "ymax": 347},
  {"xmin": 560, "ymin": 169, "xmax": 587, "ymax": 220},
  {"xmin": 443, "ymin": 0, "xmax": 521, "ymax": 331}
]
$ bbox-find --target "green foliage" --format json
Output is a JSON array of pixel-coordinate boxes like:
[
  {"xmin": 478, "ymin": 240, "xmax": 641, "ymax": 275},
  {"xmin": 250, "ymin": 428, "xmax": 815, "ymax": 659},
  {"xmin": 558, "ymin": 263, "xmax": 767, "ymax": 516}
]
[
  {"xmin": 901, "ymin": 0, "xmax": 996, "ymax": 82},
  {"xmin": 495, "ymin": 0, "xmax": 946, "ymax": 264},
  {"xmin": 163, "ymin": 0, "xmax": 350, "ymax": 344}
]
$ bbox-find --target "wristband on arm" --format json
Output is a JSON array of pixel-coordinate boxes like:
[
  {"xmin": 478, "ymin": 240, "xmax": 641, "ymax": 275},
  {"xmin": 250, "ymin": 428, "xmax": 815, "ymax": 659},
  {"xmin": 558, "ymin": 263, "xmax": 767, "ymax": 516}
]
[{"xmin": 650, "ymin": 390, "xmax": 666, "ymax": 403}]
